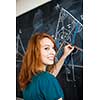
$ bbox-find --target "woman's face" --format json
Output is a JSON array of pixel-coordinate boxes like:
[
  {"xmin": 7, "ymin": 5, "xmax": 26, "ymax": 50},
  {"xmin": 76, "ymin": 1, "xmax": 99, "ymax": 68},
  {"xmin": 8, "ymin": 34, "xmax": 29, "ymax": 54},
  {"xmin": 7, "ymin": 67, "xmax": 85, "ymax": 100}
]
[{"xmin": 40, "ymin": 37, "xmax": 56, "ymax": 66}]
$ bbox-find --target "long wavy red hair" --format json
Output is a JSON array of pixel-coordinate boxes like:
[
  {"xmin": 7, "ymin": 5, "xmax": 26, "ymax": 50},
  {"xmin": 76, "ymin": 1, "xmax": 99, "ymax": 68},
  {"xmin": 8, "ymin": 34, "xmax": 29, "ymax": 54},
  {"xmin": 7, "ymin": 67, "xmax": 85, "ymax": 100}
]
[{"xmin": 18, "ymin": 32, "xmax": 57, "ymax": 90}]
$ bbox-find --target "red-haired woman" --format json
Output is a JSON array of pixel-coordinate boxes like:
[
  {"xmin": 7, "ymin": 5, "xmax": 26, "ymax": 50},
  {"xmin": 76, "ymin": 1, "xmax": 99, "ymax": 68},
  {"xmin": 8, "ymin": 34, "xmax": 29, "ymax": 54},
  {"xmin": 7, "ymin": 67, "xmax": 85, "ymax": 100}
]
[{"xmin": 19, "ymin": 32, "xmax": 74, "ymax": 100}]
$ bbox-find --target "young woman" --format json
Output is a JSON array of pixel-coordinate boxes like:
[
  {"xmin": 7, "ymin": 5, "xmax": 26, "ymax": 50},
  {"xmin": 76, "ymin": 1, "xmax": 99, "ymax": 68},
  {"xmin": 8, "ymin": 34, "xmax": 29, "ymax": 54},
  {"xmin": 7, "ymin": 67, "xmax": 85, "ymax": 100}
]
[{"xmin": 19, "ymin": 32, "xmax": 74, "ymax": 100}]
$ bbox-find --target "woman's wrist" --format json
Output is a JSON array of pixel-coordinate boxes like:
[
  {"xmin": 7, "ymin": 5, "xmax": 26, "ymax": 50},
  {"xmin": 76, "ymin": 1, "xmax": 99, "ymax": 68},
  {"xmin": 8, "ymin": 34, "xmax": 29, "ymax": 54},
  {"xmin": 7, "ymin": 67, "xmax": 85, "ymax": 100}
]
[{"xmin": 62, "ymin": 54, "xmax": 68, "ymax": 60}]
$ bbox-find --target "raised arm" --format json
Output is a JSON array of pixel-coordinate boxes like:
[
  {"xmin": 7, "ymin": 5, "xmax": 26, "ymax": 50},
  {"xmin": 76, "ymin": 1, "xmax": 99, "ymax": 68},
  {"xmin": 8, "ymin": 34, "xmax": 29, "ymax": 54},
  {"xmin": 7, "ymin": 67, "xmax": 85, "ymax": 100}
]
[{"xmin": 52, "ymin": 44, "xmax": 74, "ymax": 77}]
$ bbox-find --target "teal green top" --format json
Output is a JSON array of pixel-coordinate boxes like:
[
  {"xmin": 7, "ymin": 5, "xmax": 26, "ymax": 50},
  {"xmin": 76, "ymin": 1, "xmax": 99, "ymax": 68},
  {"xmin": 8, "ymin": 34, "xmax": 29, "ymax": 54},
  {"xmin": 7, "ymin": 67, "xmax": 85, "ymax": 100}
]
[{"xmin": 23, "ymin": 71, "xmax": 64, "ymax": 100}]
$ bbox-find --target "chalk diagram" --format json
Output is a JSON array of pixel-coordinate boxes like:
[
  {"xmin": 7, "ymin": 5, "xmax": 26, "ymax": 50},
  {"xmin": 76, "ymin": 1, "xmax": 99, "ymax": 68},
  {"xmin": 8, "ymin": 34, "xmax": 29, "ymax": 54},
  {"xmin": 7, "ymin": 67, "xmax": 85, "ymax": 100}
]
[
  {"xmin": 16, "ymin": 29, "xmax": 25, "ymax": 63},
  {"xmin": 55, "ymin": 8, "xmax": 83, "ymax": 81}
]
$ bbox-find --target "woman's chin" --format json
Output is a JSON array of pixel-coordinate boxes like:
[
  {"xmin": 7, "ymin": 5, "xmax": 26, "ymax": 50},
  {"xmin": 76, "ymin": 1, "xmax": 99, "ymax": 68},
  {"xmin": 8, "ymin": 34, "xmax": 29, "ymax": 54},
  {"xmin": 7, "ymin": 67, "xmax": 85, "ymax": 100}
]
[{"xmin": 47, "ymin": 61, "xmax": 54, "ymax": 65}]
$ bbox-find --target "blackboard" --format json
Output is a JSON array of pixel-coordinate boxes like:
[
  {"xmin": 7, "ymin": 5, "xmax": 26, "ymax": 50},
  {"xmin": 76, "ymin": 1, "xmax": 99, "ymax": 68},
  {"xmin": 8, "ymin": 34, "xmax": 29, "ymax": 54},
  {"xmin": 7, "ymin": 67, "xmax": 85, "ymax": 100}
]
[{"xmin": 16, "ymin": 0, "xmax": 83, "ymax": 100}]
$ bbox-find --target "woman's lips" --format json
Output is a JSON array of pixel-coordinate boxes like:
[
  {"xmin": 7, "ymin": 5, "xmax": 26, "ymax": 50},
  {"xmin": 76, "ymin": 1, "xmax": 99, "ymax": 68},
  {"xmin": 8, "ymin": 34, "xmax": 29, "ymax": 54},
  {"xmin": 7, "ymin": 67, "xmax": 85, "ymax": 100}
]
[{"xmin": 48, "ymin": 55, "xmax": 55, "ymax": 60}]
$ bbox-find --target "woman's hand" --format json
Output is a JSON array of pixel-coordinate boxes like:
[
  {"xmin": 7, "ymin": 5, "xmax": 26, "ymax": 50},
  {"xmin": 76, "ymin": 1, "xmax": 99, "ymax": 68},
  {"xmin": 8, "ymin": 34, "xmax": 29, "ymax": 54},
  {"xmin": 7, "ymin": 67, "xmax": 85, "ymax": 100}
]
[{"xmin": 63, "ymin": 44, "xmax": 74, "ymax": 59}]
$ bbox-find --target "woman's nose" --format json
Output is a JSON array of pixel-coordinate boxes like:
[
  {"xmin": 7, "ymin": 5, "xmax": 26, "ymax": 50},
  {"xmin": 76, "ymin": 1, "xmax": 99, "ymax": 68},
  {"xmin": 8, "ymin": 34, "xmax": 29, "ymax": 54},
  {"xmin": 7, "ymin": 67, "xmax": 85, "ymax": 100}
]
[{"xmin": 51, "ymin": 49, "xmax": 56, "ymax": 55}]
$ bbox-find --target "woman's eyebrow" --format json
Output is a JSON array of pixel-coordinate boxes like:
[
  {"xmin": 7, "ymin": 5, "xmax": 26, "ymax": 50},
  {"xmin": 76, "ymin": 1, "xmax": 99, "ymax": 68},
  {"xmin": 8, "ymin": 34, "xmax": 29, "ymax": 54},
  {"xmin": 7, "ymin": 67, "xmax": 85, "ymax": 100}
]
[{"xmin": 43, "ymin": 44, "xmax": 50, "ymax": 47}]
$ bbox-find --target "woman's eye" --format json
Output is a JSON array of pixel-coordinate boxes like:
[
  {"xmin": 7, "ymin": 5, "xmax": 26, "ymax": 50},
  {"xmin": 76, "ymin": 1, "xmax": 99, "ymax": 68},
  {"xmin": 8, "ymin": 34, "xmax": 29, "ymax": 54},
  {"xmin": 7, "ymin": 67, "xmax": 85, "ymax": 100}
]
[{"xmin": 44, "ymin": 47, "xmax": 49, "ymax": 50}]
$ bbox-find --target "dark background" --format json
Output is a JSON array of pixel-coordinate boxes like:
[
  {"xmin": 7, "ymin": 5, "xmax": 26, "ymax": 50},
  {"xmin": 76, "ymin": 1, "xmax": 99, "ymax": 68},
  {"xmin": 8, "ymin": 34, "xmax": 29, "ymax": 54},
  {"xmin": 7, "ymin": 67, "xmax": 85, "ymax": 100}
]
[{"xmin": 16, "ymin": 0, "xmax": 83, "ymax": 100}]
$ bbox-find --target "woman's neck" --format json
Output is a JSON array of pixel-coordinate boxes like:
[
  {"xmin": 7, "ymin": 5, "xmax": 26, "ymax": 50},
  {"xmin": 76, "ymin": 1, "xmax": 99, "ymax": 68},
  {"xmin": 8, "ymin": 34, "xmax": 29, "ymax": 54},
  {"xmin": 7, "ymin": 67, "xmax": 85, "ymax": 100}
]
[{"xmin": 42, "ymin": 65, "xmax": 47, "ymax": 71}]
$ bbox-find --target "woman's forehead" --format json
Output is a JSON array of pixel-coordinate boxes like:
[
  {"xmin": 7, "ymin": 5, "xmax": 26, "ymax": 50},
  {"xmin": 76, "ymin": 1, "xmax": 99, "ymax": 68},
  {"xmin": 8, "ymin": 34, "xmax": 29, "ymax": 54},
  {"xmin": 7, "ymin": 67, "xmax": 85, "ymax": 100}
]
[{"xmin": 40, "ymin": 37, "xmax": 54, "ymax": 47}]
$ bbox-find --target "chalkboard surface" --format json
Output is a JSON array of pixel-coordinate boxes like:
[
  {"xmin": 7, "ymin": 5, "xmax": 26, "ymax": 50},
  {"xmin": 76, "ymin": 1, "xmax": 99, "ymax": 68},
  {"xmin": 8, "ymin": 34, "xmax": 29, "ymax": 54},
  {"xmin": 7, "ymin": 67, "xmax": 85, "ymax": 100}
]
[{"xmin": 16, "ymin": 0, "xmax": 83, "ymax": 100}]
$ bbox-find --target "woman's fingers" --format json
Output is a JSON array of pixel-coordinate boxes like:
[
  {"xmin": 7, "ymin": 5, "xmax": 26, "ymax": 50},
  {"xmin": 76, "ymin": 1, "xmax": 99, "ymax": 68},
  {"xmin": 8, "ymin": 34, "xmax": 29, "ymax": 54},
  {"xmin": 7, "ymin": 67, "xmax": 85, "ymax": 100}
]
[{"xmin": 64, "ymin": 44, "xmax": 74, "ymax": 56}]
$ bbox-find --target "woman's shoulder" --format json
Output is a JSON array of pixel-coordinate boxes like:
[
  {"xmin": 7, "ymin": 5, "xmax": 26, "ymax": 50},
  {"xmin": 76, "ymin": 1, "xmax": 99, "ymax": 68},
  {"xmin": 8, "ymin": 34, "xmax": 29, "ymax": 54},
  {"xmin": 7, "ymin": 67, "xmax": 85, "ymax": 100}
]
[{"xmin": 32, "ymin": 71, "xmax": 56, "ymax": 83}]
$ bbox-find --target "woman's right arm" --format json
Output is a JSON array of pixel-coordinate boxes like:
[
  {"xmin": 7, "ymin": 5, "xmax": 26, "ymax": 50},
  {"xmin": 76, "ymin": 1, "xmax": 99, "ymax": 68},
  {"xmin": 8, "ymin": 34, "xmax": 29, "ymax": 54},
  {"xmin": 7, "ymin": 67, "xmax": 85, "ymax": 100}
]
[{"xmin": 52, "ymin": 44, "xmax": 74, "ymax": 77}]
